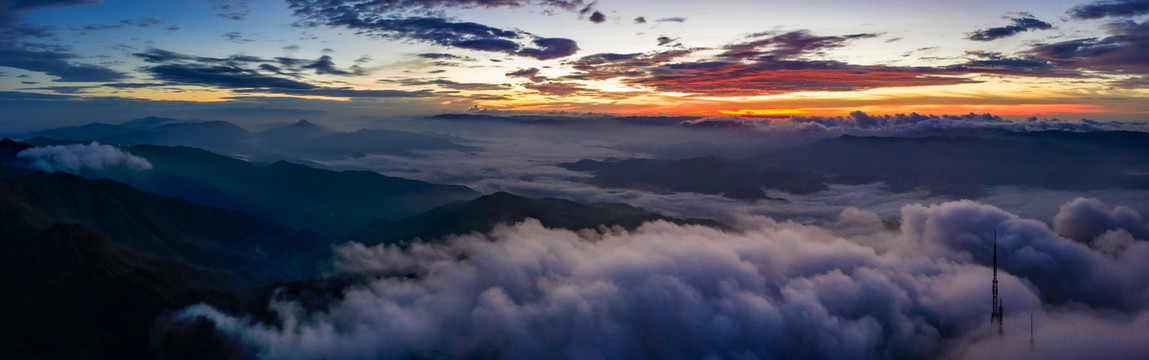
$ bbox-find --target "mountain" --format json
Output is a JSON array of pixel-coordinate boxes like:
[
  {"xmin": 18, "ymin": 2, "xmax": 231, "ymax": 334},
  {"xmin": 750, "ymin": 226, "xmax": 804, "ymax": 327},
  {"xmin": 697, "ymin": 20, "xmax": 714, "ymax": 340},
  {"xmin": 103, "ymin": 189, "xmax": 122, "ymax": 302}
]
[
  {"xmin": 273, "ymin": 128, "xmax": 480, "ymax": 159},
  {"xmin": 749, "ymin": 133, "xmax": 1149, "ymax": 197},
  {"xmin": 11, "ymin": 122, "xmax": 130, "ymax": 142},
  {"xmin": 0, "ymin": 138, "xmax": 36, "ymax": 179},
  {"xmin": 20, "ymin": 136, "xmax": 82, "ymax": 147},
  {"xmin": 0, "ymin": 138, "xmax": 31, "ymax": 164},
  {"xmin": 0, "ymin": 170, "xmax": 329, "ymax": 284},
  {"xmin": 16, "ymin": 118, "xmax": 482, "ymax": 163},
  {"xmin": 562, "ymin": 131, "xmax": 1149, "ymax": 200},
  {"xmin": 559, "ymin": 157, "xmax": 830, "ymax": 200},
  {"xmin": 127, "ymin": 145, "xmax": 480, "ymax": 237},
  {"xmin": 118, "ymin": 115, "xmax": 183, "ymax": 130},
  {"xmin": 346, "ymin": 191, "xmax": 726, "ymax": 246},
  {"xmin": 102, "ymin": 121, "xmax": 255, "ymax": 155},
  {"xmin": 6, "ymin": 117, "xmax": 184, "ymax": 143},
  {"xmin": 256, "ymin": 119, "xmax": 334, "ymax": 144},
  {"xmin": 0, "ymin": 223, "xmax": 244, "ymax": 360}
]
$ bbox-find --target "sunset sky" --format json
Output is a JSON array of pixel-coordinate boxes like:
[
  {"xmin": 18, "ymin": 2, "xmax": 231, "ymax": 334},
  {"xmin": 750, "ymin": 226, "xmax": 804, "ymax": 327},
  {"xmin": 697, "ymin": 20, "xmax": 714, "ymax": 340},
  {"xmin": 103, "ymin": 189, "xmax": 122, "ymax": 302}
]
[{"xmin": 1, "ymin": 0, "xmax": 1147, "ymax": 129}]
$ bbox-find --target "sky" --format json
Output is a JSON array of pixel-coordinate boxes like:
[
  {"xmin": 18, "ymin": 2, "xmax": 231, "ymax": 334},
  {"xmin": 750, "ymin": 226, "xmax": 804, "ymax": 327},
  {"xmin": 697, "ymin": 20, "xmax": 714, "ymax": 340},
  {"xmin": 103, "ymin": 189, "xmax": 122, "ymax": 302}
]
[{"xmin": 1, "ymin": 0, "xmax": 1147, "ymax": 130}]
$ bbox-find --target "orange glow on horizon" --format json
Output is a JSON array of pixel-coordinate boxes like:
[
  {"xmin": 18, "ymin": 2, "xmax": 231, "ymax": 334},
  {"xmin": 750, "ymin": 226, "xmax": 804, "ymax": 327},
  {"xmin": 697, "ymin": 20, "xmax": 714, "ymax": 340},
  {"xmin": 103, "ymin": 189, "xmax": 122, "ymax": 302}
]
[
  {"xmin": 583, "ymin": 103, "xmax": 1110, "ymax": 118},
  {"xmin": 718, "ymin": 108, "xmax": 812, "ymax": 116}
]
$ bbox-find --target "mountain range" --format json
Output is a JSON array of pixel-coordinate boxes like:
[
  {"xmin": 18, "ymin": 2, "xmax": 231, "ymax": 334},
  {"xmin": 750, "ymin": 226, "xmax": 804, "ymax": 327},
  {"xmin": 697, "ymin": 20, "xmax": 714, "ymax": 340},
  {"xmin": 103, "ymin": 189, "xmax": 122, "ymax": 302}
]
[
  {"xmin": 6, "ymin": 116, "xmax": 479, "ymax": 162},
  {"xmin": 563, "ymin": 130, "xmax": 1149, "ymax": 199},
  {"xmin": 0, "ymin": 136, "xmax": 728, "ymax": 359},
  {"xmin": 346, "ymin": 191, "xmax": 726, "ymax": 246},
  {"xmin": 123, "ymin": 144, "xmax": 480, "ymax": 237}
]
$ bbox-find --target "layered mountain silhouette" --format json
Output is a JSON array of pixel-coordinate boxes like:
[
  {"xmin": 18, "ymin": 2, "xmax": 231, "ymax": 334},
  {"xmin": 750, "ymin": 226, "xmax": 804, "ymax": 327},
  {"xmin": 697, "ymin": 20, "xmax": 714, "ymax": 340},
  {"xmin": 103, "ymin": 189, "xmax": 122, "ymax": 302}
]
[
  {"xmin": 346, "ymin": 191, "xmax": 725, "ymax": 246},
  {"xmin": 562, "ymin": 157, "xmax": 829, "ymax": 200},
  {"xmin": 0, "ymin": 223, "xmax": 244, "ymax": 360},
  {"xmin": 0, "ymin": 168, "xmax": 338, "ymax": 359},
  {"xmin": 8, "ymin": 116, "xmax": 479, "ymax": 161},
  {"xmin": 256, "ymin": 120, "xmax": 479, "ymax": 159},
  {"xmin": 0, "ymin": 170, "xmax": 329, "ymax": 284},
  {"xmin": 749, "ymin": 131, "xmax": 1149, "ymax": 196},
  {"xmin": 0, "ymin": 164, "xmax": 718, "ymax": 358},
  {"xmin": 563, "ymin": 130, "xmax": 1149, "ymax": 199},
  {"xmin": 125, "ymin": 144, "xmax": 479, "ymax": 237}
]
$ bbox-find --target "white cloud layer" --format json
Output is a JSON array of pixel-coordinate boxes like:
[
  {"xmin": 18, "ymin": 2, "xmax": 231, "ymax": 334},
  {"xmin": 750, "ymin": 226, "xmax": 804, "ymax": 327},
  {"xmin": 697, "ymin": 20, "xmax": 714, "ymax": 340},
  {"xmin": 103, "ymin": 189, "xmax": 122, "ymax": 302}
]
[
  {"xmin": 178, "ymin": 198, "xmax": 1149, "ymax": 359},
  {"xmin": 17, "ymin": 141, "xmax": 152, "ymax": 173}
]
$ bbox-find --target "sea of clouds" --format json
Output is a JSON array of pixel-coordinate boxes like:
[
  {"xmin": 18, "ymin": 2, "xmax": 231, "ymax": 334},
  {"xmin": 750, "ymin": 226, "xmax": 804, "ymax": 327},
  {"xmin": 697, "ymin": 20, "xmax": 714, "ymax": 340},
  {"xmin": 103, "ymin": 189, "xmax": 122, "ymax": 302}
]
[{"xmin": 178, "ymin": 197, "xmax": 1149, "ymax": 359}]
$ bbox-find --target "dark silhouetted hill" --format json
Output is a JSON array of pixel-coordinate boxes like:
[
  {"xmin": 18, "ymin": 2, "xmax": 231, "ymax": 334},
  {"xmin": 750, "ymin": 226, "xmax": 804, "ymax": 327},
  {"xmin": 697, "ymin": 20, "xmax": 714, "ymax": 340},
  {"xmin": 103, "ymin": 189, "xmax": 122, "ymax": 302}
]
[
  {"xmin": 0, "ymin": 223, "xmax": 245, "ymax": 360},
  {"xmin": 270, "ymin": 127, "xmax": 479, "ymax": 159},
  {"xmin": 560, "ymin": 157, "xmax": 829, "ymax": 200},
  {"xmin": 750, "ymin": 132, "xmax": 1149, "ymax": 197},
  {"xmin": 0, "ymin": 170, "xmax": 329, "ymax": 284},
  {"xmin": 347, "ymin": 191, "xmax": 725, "ymax": 246},
  {"xmin": 562, "ymin": 131, "xmax": 1149, "ymax": 200},
  {"xmin": 128, "ymin": 145, "xmax": 480, "ymax": 237}
]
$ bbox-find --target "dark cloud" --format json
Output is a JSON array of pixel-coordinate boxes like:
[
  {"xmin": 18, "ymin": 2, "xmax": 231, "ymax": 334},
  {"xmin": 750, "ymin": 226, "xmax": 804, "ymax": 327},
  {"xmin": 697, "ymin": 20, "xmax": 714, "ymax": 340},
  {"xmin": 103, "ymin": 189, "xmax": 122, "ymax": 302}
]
[
  {"xmin": 1, "ymin": 0, "xmax": 97, "ymax": 25},
  {"xmin": 220, "ymin": 31, "xmax": 252, "ymax": 44},
  {"xmin": 720, "ymin": 30, "xmax": 879, "ymax": 59},
  {"xmin": 505, "ymin": 67, "xmax": 540, "ymax": 78},
  {"xmin": 135, "ymin": 48, "xmax": 367, "ymax": 77},
  {"xmin": 208, "ymin": 0, "xmax": 249, "ymax": 21},
  {"xmin": 516, "ymin": 37, "xmax": 578, "ymax": 60},
  {"xmin": 18, "ymin": 85, "xmax": 90, "ymax": 93},
  {"xmin": 522, "ymin": 81, "xmax": 595, "ymax": 96},
  {"xmin": 656, "ymin": 16, "xmax": 686, "ymax": 22},
  {"xmin": 589, "ymin": 10, "xmax": 605, "ymax": 23},
  {"xmin": 634, "ymin": 16, "xmax": 645, "ymax": 24},
  {"xmin": 1028, "ymin": 20, "xmax": 1149, "ymax": 74},
  {"xmin": 656, "ymin": 36, "xmax": 678, "ymax": 46},
  {"xmin": 286, "ymin": 0, "xmax": 583, "ymax": 13},
  {"xmin": 0, "ymin": 49, "xmax": 126, "ymax": 82},
  {"xmin": 944, "ymin": 51, "xmax": 1074, "ymax": 77},
  {"xmin": 132, "ymin": 49, "xmax": 442, "ymax": 98},
  {"xmin": 416, "ymin": 53, "xmax": 473, "ymax": 61},
  {"xmin": 81, "ymin": 17, "xmax": 162, "ymax": 31},
  {"xmin": 101, "ymin": 82, "xmax": 166, "ymax": 88},
  {"xmin": 0, "ymin": 23, "xmax": 56, "ymax": 47},
  {"xmin": 6, "ymin": 0, "xmax": 99, "ymax": 11},
  {"xmin": 287, "ymin": 0, "xmax": 580, "ymax": 60},
  {"xmin": 389, "ymin": 77, "xmax": 508, "ymax": 91},
  {"xmin": 432, "ymin": 79, "xmax": 509, "ymax": 91},
  {"xmin": 1114, "ymin": 75, "xmax": 1149, "ymax": 88},
  {"xmin": 1069, "ymin": 0, "xmax": 1149, "ymax": 19},
  {"xmin": 967, "ymin": 15, "xmax": 1053, "ymax": 41},
  {"xmin": 303, "ymin": 55, "xmax": 365, "ymax": 76},
  {"xmin": 557, "ymin": 28, "xmax": 1128, "ymax": 97},
  {"xmin": 565, "ymin": 49, "xmax": 695, "ymax": 78},
  {"xmin": 134, "ymin": 48, "xmax": 259, "ymax": 64},
  {"xmin": 570, "ymin": 56, "xmax": 973, "ymax": 97},
  {"xmin": 146, "ymin": 63, "xmax": 318, "ymax": 90},
  {"xmin": 237, "ymin": 87, "xmax": 436, "ymax": 98},
  {"xmin": 0, "ymin": 90, "xmax": 75, "ymax": 100},
  {"xmin": 178, "ymin": 197, "xmax": 1149, "ymax": 359}
]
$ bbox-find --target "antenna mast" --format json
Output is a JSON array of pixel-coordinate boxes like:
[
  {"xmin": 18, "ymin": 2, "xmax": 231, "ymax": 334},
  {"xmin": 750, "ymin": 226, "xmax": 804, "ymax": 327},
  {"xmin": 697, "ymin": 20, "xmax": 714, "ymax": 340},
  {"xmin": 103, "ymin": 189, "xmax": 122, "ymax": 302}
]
[{"xmin": 991, "ymin": 230, "xmax": 1003, "ymax": 335}]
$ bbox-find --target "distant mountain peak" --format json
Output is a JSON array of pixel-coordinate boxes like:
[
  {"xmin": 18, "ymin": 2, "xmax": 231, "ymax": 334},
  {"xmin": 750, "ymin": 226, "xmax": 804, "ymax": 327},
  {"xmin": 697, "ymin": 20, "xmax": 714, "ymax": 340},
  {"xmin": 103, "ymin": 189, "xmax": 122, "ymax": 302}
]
[{"xmin": 119, "ymin": 116, "xmax": 182, "ymax": 130}]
